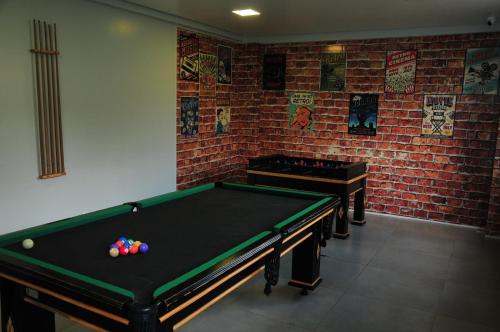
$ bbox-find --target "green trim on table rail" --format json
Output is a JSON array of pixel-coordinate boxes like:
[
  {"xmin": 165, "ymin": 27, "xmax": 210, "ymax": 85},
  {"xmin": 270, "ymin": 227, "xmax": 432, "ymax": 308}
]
[
  {"xmin": 153, "ymin": 231, "xmax": 272, "ymax": 298},
  {"xmin": 273, "ymin": 197, "xmax": 333, "ymax": 231},
  {"xmin": 0, "ymin": 248, "xmax": 135, "ymax": 299},
  {"xmin": 137, "ymin": 183, "xmax": 215, "ymax": 208},
  {"xmin": 0, "ymin": 205, "xmax": 132, "ymax": 247},
  {"xmin": 221, "ymin": 182, "xmax": 329, "ymax": 198}
]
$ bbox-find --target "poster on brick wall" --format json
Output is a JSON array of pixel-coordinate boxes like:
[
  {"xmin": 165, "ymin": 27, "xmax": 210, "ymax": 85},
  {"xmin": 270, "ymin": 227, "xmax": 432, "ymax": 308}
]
[
  {"xmin": 179, "ymin": 35, "xmax": 199, "ymax": 81},
  {"xmin": 348, "ymin": 94, "xmax": 379, "ymax": 136},
  {"xmin": 180, "ymin": 97, "xmax": 200, "ymax": 136},
  {"xmin": 421, "ymin": 95, "xmax": 456, "ymax": 138},
  {"xmin": 320, "ymin": 53, "xmax": 346, "ymax": 91},
  {"xmin": 463, "ymin": 48, "xmax": 500, "ymax": 95},
  {"xmin": 263, "ymin": 54, "xmax": 286, "ymax": 90},
  {"xmin": 199, "ymin": 53, "xmax": 217, "ymax": 97},
  {"xmin": 384, "ymin": 50, "xmax": 417, "ymax": 93},
  {"xmin": 288, "ymin": 92, "xmax": 314, "ymax": 132},
  {"xmin": 217, "ymin": 45, "xmax": 232, "ymax": 85},
  {"xmin": 216, "ymin": 105, "xmax": 230, "ymax": 134}
]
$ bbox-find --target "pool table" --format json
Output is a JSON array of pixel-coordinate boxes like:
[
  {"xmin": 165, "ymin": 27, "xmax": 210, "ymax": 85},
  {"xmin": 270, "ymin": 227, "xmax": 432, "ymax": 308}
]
[{"xmin": 0, "ymin": 182, "xmax": 339, "ymax": 332}]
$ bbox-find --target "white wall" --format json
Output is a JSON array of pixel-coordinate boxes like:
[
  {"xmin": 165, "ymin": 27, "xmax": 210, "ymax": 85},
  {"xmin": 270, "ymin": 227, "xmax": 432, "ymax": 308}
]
[{"xmin": 0, "ymin": 0, "xmax": 177, "ymax": 234}]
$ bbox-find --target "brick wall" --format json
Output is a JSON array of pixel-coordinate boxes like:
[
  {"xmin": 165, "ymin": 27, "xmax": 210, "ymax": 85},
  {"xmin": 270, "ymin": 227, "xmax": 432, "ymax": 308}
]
[
  {"xmin": 487, "ymin": 118, "xmax": 500, "ymax": 234},
  {"xmin": 177, "ymin": 29, "xmax": 500, "ymax": 231}
]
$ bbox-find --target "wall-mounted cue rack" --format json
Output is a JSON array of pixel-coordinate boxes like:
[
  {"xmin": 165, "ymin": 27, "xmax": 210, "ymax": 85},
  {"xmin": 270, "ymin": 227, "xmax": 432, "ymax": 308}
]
[{"xmin": 31, "ymin": 20, "xmax": 65, "ymax": 179}]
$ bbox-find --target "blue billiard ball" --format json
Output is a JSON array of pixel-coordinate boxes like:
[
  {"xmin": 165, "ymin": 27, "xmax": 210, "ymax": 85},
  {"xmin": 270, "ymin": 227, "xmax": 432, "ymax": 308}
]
[
  {"xmin": 119, "ymin": 236, "xmax": 128, "ymax": 242},
  {"xmin": 139, "ymin": 243, "xmax": 149, "ymax": 253},
  {"xmin": 110, "ymin": 243, "xmax": 120, "ymax": 249}
]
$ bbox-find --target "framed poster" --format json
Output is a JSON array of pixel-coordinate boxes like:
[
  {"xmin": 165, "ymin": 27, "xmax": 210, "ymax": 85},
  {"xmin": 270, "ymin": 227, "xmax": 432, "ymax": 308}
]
[
  {"xmin": 215, "ymin": 106, "xmax": 230, "ymax": 134},
  {"xmin": 179, "ymin": 35, "xmax": 199, "ymax": 81},
  {"xmin": 217, "ymin": 45, "xmax": 232, "ymax": 85},
  {"xmin": 199, "ymin": 53, "xmax": 217, "ymax": 97},
  {"xmin": 320, "ymin": 52, "xmax": 346, "ymax": 91},
  {"xmin": 384, "ymin": 50, "xmax": 417, "ymax": 93},
  {"xmin": 463, "ymin": 48, "xmax": 500, "ymax": 95},
  {"xmin": 288, "ymin": 92, "xmax": 314, "ymax": 132},
  {"xmin": 421, "ymin": 95, "xmax": 456, "ymax": 138},
  {"xmin": 180, "ymin": 97, "xmax": 199, "ymax": 136},
  {"xmin": 263, "ymin": 54, "xmax": 286, "ymax": 90},
  {"xmin": 348, "ymin": 94, "xmax": 379, "ymax": 136}
]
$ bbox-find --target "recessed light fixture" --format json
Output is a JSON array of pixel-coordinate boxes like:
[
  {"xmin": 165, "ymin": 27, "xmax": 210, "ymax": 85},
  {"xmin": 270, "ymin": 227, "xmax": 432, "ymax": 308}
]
[{"xmin": 232, "ymin": 9, "xmax": 260, "ymax": 17}]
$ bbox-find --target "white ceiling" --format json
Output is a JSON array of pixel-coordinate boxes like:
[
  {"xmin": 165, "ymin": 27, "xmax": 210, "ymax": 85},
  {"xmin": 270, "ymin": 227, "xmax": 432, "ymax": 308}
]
[{"xmin": 107, "ymin": 0, "xmax": 500, "ymax": 42}]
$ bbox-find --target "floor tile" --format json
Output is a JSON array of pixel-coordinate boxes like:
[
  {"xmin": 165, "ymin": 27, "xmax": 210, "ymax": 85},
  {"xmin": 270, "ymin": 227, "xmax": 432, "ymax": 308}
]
[{"xmin": 432, "ymin": 315, "xmax": 498, "ymax": 332}]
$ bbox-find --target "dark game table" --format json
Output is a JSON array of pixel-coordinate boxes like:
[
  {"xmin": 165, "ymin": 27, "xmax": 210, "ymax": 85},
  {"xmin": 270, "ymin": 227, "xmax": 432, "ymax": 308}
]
[
  {"xmin": 0, "ymin": 182, "xmax": 339, "ymax": 331},
  {"xmin": 247, "ymin": 155, "xmax": 368, "ymax": 239}
]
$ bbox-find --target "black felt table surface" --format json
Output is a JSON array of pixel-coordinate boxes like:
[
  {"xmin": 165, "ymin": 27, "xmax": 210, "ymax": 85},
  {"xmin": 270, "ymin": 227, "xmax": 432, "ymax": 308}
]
[{"xmin": 5, "ymin": 187, "xmax": 319, "ymax": 302}]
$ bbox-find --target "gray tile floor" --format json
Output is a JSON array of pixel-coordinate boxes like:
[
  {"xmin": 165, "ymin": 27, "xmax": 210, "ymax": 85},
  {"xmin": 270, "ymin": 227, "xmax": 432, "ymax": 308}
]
[{"xmin": 56, "ymin": 212, "xmax": 500, "ymax": 332}]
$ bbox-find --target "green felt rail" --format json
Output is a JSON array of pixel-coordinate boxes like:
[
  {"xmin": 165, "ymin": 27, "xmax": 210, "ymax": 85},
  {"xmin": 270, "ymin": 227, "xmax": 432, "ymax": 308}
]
[
  {"xmin": 0, "ymin": 248, "xmax": 135, "ymax": 299},
  {"xmin": 137, "ymin": 183, "xmax": 215, "ymax": 208},
  {"xmin": 273, "ymin": 196, "xmax": 333, "ymax": 231}
]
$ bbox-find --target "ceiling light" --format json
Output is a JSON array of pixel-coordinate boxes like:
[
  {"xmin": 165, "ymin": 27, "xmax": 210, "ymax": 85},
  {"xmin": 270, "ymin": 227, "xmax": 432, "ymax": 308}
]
[{"xmin": 232, "ymin": 9, "xmax": 260, "ymax": 17}]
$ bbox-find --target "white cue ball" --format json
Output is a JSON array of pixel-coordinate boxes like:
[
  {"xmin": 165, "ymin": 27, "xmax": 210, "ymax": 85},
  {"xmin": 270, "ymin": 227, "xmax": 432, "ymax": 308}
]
[{"xmin": 22, "ymin": 239, "xmax": 34, "ymax": 249}]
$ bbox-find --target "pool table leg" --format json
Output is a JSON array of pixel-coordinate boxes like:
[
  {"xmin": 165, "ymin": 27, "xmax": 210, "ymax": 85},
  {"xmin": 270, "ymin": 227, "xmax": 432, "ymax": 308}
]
[
  {"xmin": 333, "ymin": 192, "xmax": 350, "ymax": 239},
  {"xmin": 0, "ymin": 280, "xmax": 55, "ymax": 332},
  {"xmin": 288, "ymin": 221, "xmax": 322, "ymax": 293},
  {"xmin": 128, "ymin": 302, "xmax": 169, "ymax": 332},
  {"xmin": 352, "ymin": 177, "xmax": 366, "ymax": 225}
]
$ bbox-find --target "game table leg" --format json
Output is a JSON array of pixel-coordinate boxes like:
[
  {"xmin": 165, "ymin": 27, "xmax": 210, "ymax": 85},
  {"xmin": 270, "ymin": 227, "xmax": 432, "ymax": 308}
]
[
  {"xmin": 352, "ymin": 177, "xmax": 366, "ymax": 225},
  {"xmin": 288, "ymin": 220, "xmax": 323, "ymax": 292}
]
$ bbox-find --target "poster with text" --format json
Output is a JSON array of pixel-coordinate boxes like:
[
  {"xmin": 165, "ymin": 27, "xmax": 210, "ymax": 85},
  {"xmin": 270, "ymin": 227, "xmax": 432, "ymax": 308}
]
[
  {"xmin": 179, "ymin": 35, "xmax": 199, "ymax": 81},
  {"xmin": 463, "ymin": 48, "xmax": 500, "ymax": 95},
  {"xmin": 348, "ymin": 94, "xmax": 379, "ymax": 136},
  {"xmin": 320, "ymin": 53, "xmax": 346, "ymax": 91},
  {"xmin": 180, "ymin": 97, "xmax": 199, "ymax": 136},
  {"xmin": 217, "ymin": 45, "xmax": 232, "ymax": 85},
  {"xmin": 384, "ymin": 50, "xmax": 417, "ymax": 93},
  {"xmin": 421, "ymin": 95, "xmax": 456, "ymax": 138},
  {"xmin": 288, "ymin": 92, "xmax": 314, "ymax": 132},
  {"xmin": 199, "ymin": 53, "xmax": 217, "ymax": 97},
  {"xmin": 215, "ymin": 106, "xmax": 230, "ymax": 134},
  {"xmin": 263, "ymin": 54, "xmax": 286, "ymax": 90}
]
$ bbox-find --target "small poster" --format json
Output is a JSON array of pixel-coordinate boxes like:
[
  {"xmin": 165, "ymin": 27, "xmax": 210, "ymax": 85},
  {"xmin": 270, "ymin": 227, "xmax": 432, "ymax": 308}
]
[
  {"xmin": 463, "ymin": 48, "xmax": 500, "ymax": 95},
  {"xmin": 421, "ymin": 95, "xmax": 456, "ymax": 138},
  {"xmin": 384, "ymin": 50, "xmax": 417, "ymax": 93},
  {"xmin": 348, "ymin": 94, "xmax": 379, "ymax": 136},
  {"xmin": 180, "ymin": 97, "xmax": 199, "ymax": 136},
  {"xmin": 288, "ymin": 92, "xmax": 314, "ymax": 132},
  {"xmin": 263, "ymin": 54, "xmax": 286, "ymax": 90},
  {"xmin": 217, "ymin": 45, "xmax": 232, "ymax": 84},
  {"xmin": 216, "ymin": 105, "xmax": 230, "ymax": 134},
  {"xmin": 320, "ymin": 53, "xmax": 346, "ymax": 91},
  {"xmin": 179, "ymin": 35, "xmax": 199, "ymax": 81},
  {"xmin": 199, "ymin": 53, "xmax": 217, "ymax": 96}
]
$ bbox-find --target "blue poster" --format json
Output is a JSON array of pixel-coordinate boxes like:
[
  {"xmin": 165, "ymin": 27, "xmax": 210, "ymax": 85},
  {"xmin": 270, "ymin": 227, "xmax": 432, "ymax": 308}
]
[
  {"xmin": 348, "ymin": 94, "xmax": 379, "ymax": 136},
  {"xmin": 180, "ymin": 97, "xmax": 199, "ymax": 136}
]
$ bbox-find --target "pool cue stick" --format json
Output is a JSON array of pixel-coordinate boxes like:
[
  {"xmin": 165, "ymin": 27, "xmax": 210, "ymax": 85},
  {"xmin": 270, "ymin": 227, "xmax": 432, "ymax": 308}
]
[
  {"xmin": 33, "ymin": 20, "xmax": 46, "ymax": 177},
  {"xmin": 54, "ymin": 23, "xmax": 65, "ymax": 173},
  {"xmin": 44, "ymin": 21, "xmax": 56, "ymax": 174},
  {"xmin": 39, "ymin": 21, "xmax": 51, "ymax": 175},
  {"xmin": 48, "ymin": 24, "xmax": 60, "ymax": 174}
]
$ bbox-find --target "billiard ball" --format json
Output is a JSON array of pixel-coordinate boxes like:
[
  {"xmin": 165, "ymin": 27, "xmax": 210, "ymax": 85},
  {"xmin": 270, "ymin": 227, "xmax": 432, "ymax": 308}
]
[
  {"xmin": 119, "ymin": 237, "xmax": 127, "ymax": 242},
  {"xmin": 119, "ymin": 246, "xmax": 129, "ymax": 256},
  {"xmin": 133, "ymin": 241, "xmax": 142, "ymax": 247},
  {"xmin": 22, "ymin": 239, "xmax": 34, "ymax": 249},
  {"xmin": 110, "ymin": 243, "xmax": 120, "ymax": 249},
  {"xmin": 129, "ymin": 246, "xmax": 139, "ymax": 255},
  {"xmin": 127, "ymin": 239, "xmax": 134, "ymax": 246},
  {"xmin": 116, "ymin": 240, "xmax": 124, "ymax": 247},
  {"xmin": 109, "ymin": 248, "xmax": 119, "ymax": 258},
  {"xmin": 139, "ymin": 243, "xmax": 149, "ymax": 253}
]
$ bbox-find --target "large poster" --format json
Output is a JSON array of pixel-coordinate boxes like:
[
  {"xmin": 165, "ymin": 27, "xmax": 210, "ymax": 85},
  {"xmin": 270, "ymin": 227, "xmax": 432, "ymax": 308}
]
[
  {"xmin": 263, "ymin": 54, "xmax": 286, "ymax": 90},
  {"xmin": 421, "ymin": 95, "xmax": 456, "ymax": 138},
  {"xmin": 463, "ymin": 48, "xmax": 500, "ymax": 95},
  {"xmin": 384, "ymin": 50, "xmax": 417, "ymax": 93},
  {"xmin": 199, "ymin": 53, "xmax": 217, "ymax": 97},
  {"xmin": 320, "ymin": 53, "xmax": 346, "ymax": 91},
  {"xmin": 288, "ymin": 92, "xmax": 314, "ymax": 132},
  {"xmin": 180, "ymin": 97, "xmax": 199, "ymax": 136},
  {"xmin": 179, "ymin": 35, "xmax": 199, "ymax": 81},
  {"xmin": 348, "ymin": 94, "xmax": 379, "ymax": 136},
  {"xmin": 217, "ymin": 45, "xmax": 232, "ymax": 85}
]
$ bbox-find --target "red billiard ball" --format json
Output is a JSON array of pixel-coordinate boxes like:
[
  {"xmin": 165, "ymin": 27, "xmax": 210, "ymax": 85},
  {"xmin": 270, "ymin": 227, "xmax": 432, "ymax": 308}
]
[
  {"xmin": 129, "ymin": 245, "xmax": 139, "ymax": 255},
  {"xmin": 116, "ymin": 240, "xmax": 125, "ymax": 247},
  {"xmin": 119, "ymin": 246, "xmax": 129, "ymax": 256}
]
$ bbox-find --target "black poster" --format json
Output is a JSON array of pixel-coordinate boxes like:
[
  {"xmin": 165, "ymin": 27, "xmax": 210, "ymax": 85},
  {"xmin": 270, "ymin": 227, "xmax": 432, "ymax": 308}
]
[
  {"xmin": 348, "ymin": 94, "xmax": 379, "ymax": 136},
  {"xmin": 180, "ymin": 97, "xmax": 199, "ymax": 136},
  {"xmin": 263, "ymin": 54, "xmax": 286, "ymax": 90}
]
